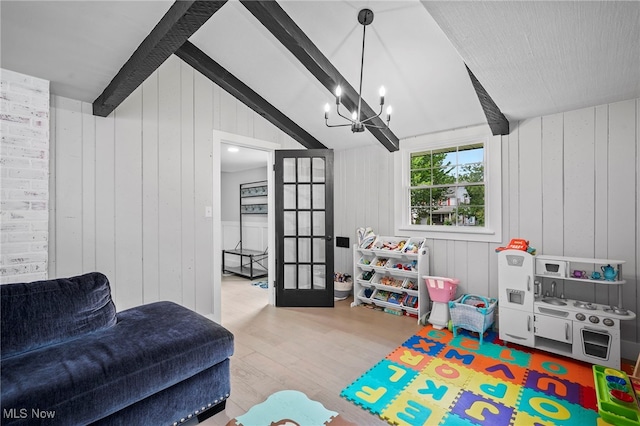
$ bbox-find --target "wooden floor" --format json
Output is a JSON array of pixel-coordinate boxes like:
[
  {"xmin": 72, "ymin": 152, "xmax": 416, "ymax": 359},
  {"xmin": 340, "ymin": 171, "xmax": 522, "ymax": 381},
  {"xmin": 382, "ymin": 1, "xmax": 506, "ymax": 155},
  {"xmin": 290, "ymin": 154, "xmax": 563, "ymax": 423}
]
[{"xmin": 200, "ymin": 275, "xmax": 424, "ymax": 425}]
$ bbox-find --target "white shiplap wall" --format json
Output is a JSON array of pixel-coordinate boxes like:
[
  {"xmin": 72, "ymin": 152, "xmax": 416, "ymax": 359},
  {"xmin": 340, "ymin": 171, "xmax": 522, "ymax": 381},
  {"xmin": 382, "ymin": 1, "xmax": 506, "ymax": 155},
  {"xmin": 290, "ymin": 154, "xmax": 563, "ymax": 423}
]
[
  {"xmin": 335, "ymin": 98, "xmax": 640, "ymax": 355},
  {"xmin": 49, "ymin": 56, "xmax": 301, "ymax": 314}
]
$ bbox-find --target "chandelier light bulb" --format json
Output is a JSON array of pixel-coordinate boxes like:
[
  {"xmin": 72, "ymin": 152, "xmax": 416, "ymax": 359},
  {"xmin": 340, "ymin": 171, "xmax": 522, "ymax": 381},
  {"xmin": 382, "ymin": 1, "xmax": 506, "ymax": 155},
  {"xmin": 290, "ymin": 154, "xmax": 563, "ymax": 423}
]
[
  {"xmin": 387, "ymin": 106, "xmax": 393, "ymax": 116},
  {"xmin": 324, "ymin": 103, "xmax": 330, "ymax": 119},
  {"xmin": 335, "ymin": 86, "xmax": 342, "ymax": 98},
  {"xmin": 379, "ymin": 86, "xmax": 385, "ymax": 97},
  {"xmin": 352, "ymin": 111, "xmax": 358, "ymax": 121}
]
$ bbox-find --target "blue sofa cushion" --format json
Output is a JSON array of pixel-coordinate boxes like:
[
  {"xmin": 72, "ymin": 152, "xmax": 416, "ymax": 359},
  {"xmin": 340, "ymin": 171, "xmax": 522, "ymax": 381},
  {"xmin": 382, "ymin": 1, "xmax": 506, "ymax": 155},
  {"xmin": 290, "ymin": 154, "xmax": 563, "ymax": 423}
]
[
  {"xmin": 1, "ymin": 301, "xmax": 234, "ymax": 425},
  {"xmin": 1, "ymin": 272, "xmax": 117, "ymax": 358}
]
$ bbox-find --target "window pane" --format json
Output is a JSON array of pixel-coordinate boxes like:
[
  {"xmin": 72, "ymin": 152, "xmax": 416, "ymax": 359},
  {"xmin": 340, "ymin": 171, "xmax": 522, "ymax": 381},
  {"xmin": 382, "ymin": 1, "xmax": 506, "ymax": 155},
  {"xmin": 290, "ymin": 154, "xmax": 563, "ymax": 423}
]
[
  {"xmin": 298, "ymin": 211, "xmax": 310, "ymax": 236},
  {"xmin": 312, "ymin": 184, "xmax": 325, "ymax": 209},
  {"xmin": 459, "ymin": 163, "xmax": 484, "ymax": 183},
  {"xmin": 298, "ymin": 265, "xmax": 311, "ymax": 289},
  {"xmin": 313, "ymin": 265, "xmax": 326, "ymax": 289},
  {"xmin": 313, "ymin": 238, "xmax": 325, "ymax": 263},
  {"xmin": 411, "ymin": 169, "xmax": 432, "ymax": 186},
  {"xmin": 433, "ymin": 147, "xmax": 456, "ymax": 167},
  {"xmin": 283, "ymin": 184, "xmax": 296, "ymax": 209},
  {"xmin": 284, "ymin": 265, "xmax": 296, "ymax": 289},
  {"xmin": 298, "ymin": 238, "xmax": 310, "ymax": 262},
  {"xmin": 284, "ymin": 212, "xmax": 296, "ymax": 236},
  {"xmin": 312, "ymin": 157, "xmax": 325, "ymax": 182},
  {"xmin": 298, "ymin": 184, "xmax": 310, "ymax": 209},
  {"xmin": 458, "ymin": 144, "xmax": 484, "ymax": 164},
  {"xmin": 298, "ymin": 158, "xmax": 311, "ymax": 183},
  {"xmin": 410, "ymin": 151, "xmax": 431, "ymax": 169},
  {"xmin": 410, "ymin": 188, "xmax": 431, "ymax": 208},
  {"xmin": 283, "ymin": 158, "xmax": 296, "ymax": 183},
  {"xmin": 434, "ymin": 166, "xmax": 456, "ymax": 185},
  {"xmin": 284, "ymin": 238, "xmax": 297, "ymax": 262},
  {"xmin": 312, "ymin": 211, "xmax": 325, "ymax": 235}
]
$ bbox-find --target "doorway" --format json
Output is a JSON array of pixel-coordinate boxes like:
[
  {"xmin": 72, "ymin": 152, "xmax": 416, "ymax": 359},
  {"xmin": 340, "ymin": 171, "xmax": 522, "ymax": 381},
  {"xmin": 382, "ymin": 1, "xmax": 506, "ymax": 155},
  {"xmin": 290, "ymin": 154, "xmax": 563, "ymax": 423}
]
[{"xmin": 213, "ymin": 131, "xmax": 279, "ymax": 323}]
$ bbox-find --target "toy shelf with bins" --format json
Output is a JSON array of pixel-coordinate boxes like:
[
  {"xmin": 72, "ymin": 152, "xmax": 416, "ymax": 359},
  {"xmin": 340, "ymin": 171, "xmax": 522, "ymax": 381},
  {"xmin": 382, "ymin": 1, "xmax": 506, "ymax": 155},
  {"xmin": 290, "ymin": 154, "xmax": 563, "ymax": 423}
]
[{"xmin": 351, "ymin": 236, "xmax": 429, "ymax": 322}]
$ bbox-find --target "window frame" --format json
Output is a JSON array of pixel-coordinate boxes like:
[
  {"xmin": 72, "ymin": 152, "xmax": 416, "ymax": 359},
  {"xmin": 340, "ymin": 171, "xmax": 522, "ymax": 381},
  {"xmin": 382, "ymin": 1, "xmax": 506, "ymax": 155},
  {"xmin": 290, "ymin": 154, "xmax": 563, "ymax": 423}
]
[{"xmin": 394, "ymin": 125, "xmax": 502, "ymax": 243}]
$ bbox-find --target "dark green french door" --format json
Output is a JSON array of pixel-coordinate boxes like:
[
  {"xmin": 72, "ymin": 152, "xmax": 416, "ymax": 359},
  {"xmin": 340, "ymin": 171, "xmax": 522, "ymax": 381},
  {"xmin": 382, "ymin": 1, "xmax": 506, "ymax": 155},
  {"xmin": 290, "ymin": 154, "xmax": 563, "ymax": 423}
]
[{"xmin": 275, "ymin": 149, "xmax": 334, "ymax": 307}]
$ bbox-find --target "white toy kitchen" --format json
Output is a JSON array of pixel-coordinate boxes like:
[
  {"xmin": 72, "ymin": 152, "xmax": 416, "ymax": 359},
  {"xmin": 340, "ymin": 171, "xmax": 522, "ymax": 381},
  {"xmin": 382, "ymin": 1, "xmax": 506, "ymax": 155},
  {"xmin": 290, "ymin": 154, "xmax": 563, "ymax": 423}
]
[{"xmin": 498, "ymin": 250, "xmax": 635, "ymax": 369}]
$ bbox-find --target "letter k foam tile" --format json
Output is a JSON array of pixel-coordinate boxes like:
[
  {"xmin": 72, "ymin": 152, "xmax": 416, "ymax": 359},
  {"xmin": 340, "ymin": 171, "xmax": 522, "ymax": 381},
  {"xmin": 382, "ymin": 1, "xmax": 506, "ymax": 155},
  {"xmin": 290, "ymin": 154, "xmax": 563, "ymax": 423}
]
[{"xmin": 465, "ymin": 372, "xmax": 521, "ymax": 408}]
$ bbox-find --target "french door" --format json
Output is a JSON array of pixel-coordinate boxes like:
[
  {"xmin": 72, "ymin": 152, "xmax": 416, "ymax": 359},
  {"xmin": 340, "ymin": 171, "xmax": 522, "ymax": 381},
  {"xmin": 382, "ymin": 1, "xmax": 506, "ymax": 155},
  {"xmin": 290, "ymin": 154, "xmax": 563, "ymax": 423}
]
[{"xmin": 274, "ymin": 149, "xmax": 334, "ymax": 307}]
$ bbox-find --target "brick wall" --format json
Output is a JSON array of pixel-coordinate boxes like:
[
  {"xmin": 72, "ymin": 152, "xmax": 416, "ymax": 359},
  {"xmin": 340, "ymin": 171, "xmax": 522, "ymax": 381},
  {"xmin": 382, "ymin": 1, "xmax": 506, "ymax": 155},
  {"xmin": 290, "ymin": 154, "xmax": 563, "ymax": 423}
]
[{"xmin": 0, "ymin": 68, "xmax": 50, "ymax": 284}]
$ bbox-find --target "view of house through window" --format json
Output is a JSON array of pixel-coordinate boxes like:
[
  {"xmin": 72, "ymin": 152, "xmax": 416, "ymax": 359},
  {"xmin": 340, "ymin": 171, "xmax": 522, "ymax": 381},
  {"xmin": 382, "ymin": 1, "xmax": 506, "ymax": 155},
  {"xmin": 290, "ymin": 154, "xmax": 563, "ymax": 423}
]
[{"xmin": 410, "ymin": 142, "xmax": 485, "ymax": 226}]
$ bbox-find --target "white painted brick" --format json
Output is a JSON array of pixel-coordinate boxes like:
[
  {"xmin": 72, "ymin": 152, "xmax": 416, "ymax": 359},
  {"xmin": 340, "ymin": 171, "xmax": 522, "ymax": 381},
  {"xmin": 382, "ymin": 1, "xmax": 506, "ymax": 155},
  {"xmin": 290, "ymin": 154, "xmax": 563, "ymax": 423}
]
[
  {"xmin": 31, "ymin": 180, "xmax": 48, "ymax": 190},
  {"xmin": 8, "ymin": 232, "xmax": 48, "ymax": 242},
  {"xmin": 30, "ymin": 262, "xmax": 47, "ymax": 273},
  {"xmin": 1, "ymin": 222, "xmax": 30, "ymax": 232},
  {"xmin": 0, "ymin": 91, "xmax": 31, "ymax": 106},
  {"xmin": 0, "ymin": 264, "xmax": 30, "ymax": 276},
  {"xmin": 6, "ymin": 168, "xmax": 47, "ymax": 180},
  {"xmin": 31, "ymin": 221, "xmax": 48, "ymax": 231},
  {"xmin": 10, "ymin": 81, "xmax": 48, "ymax": 97},
  {"xmin": 4, "ymin": 252, "xmax": 48, "ymax": 265},
  {"xmin": 0, "ymin": 156, "xmax": 31, "ymax": 168},
  {"xmin": 0, "ymin": 201, "xmax": 30, "ymax": 211},
  {"xmin": 7, "ymin": 123, "xmax": 47, "ymax": 139},
  {"xmin": 30, "ymin": 242, "xmax": 48, "ymax": 252},
  {"xmin": 0, "ymin": 243, "xmax": 30, "ymax": 255},
  {"xmin": 1, "ymin": 67, "xmax": 49, "ymax": 284},
  {"xmin": 30, "ymin": 201, "xmax": 48, "ymax": 210},
  {"xmin": 3, "ymin": 210, "xmax": 48, "ymax": 221},
  {"xmin": 0, "ymin": 113, "xmax": 30, "ymax": 125},
  {"xmin": 1, "ymin": 133, "xmax": 31, "ymax": 147},
  {"xmin": 31, "ymin": 159, "xmax": 48, "ymax": 169},
  {"xmin": 2, "ymin": 145, "xmax": 47, "ymax": 160},
  {"xmin": 1, "ymin": 178, "xmax": 30, "ymax": 189},
  {"xmin": 9, "ymin": 189, "xmax": 48, "ymax": 200},
  {"xmin": 30, "ymin": 96, "xmax": 49, "ymax": 110},
  {"xmin": 10, "ymin": 103, "xmax": 48, "ymax": 118}
]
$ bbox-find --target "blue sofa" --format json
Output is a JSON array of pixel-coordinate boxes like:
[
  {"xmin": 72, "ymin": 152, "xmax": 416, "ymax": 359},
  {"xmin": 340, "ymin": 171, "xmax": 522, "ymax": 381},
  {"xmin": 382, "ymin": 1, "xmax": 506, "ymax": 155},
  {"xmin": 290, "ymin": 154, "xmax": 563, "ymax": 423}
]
[{"xmin": 1, "ymin": 272, "xmax": 234, "ymax": 425}]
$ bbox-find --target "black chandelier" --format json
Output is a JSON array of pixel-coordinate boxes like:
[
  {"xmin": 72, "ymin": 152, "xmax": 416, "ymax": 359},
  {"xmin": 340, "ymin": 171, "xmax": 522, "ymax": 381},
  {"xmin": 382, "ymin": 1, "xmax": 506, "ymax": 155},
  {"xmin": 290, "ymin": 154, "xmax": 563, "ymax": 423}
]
[{"xmin": 324, "ymin": 8, "xmax": 392, "ymax": 133}]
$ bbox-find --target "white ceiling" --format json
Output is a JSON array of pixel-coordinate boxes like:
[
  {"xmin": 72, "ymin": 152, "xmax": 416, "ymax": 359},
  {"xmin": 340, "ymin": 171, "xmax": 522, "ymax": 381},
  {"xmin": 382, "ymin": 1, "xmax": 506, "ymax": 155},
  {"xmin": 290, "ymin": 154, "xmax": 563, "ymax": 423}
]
[{"xmin": 2, "ymin": 1, "xmax": 639, "ymax": 169}]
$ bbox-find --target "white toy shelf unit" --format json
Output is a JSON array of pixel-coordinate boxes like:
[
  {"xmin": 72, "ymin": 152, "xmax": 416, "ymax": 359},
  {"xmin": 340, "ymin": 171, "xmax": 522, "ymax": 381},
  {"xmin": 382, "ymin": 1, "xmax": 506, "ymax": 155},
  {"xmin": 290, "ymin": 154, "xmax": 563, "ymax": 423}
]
[{"xmin": 351, "ymin": 236, "xmax": 429, "ymax": 323}]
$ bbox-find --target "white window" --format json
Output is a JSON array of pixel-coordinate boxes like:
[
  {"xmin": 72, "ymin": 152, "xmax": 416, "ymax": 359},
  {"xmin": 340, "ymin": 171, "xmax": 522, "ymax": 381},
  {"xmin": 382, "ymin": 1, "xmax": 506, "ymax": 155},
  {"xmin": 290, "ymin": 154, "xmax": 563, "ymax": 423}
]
[{"xmin": 394, "ymin": 125, "xmax": 502, "ymax": 242}]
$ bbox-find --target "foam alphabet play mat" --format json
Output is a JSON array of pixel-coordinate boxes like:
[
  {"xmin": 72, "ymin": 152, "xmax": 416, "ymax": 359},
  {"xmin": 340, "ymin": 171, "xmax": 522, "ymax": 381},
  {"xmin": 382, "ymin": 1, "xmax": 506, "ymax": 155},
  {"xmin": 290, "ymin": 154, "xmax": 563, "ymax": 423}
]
[{"xmin": 341, "ymin": 325, "xmax": 624, "ymax": 425}]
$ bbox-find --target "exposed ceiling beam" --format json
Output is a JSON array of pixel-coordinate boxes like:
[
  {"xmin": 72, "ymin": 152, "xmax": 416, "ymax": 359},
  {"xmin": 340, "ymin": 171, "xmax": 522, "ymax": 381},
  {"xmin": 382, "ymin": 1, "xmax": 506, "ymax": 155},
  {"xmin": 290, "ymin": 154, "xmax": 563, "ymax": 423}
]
[
  {"xmin": 240, "ymin": 0, "xmax": 399, "ymax": 152},
  {"xmin": 465, "ymin": 65, "xmax": 509, "ymax": 136},
  {"xmin": 93, "ymin": 0, "xmax": 227, "ymax": 117},
  {"xmin": 176, "ymin": 41, "xmax": 327, "ymax": 150}
]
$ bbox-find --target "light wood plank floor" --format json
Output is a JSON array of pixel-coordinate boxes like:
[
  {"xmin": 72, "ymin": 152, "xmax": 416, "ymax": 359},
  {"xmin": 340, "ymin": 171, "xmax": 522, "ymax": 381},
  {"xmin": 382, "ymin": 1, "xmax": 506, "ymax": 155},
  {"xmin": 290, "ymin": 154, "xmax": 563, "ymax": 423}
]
[{"xmin": 201, "ymin": 275, "xmax": 424, "ymax": 425}]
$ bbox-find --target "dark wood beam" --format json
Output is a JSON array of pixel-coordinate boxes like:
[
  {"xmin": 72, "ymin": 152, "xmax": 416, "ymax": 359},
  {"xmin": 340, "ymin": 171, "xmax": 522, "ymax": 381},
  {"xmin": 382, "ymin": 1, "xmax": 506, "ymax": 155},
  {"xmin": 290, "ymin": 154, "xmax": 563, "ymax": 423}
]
[
  {"xmin": 175, "ymin": 41, "xmax": 327, "ymax": 150},
  {"xmin": 466, "ymin": 65, "xmax": 509, "ymax": 136},
  {"xmin": 93, "ymin": 1, "xmax": 227, "ymax": 117},
  {"xmin": 240, "ymin": 0, "xmax": 399, "ymax": 152}
]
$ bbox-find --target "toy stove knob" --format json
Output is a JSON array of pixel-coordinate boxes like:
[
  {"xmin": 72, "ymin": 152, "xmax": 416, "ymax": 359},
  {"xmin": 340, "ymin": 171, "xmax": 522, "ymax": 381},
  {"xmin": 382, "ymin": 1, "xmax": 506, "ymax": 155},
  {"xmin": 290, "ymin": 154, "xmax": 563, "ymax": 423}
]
[
  {"xmin": 589, "ymin": 315, "xmax": 600, "ymax": 324},
  {"xmin": 603, "ymin": 318, "xmax": 615, "ymax": 327},
  {"xmin": 575, "ymin": 313, "xmax": 586, "ymax": 321}
]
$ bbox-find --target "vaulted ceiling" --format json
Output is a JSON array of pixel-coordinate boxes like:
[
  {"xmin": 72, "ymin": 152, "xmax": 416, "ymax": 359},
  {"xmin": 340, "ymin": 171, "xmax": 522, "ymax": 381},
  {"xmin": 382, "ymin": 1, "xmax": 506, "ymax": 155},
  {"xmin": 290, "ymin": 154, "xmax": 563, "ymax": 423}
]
[{"xmin": 2, "ymin": 1, "xmax": 639, "ymax": 153}]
